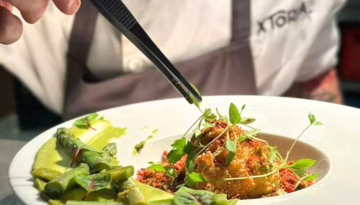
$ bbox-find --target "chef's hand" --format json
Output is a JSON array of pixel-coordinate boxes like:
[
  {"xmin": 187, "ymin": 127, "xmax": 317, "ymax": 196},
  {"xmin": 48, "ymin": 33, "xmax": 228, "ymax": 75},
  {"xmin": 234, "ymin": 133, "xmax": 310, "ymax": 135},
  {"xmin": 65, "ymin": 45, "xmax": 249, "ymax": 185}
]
[{"xmin": 0, "ymin": 0, "xmax": 80, "ymax": 44}]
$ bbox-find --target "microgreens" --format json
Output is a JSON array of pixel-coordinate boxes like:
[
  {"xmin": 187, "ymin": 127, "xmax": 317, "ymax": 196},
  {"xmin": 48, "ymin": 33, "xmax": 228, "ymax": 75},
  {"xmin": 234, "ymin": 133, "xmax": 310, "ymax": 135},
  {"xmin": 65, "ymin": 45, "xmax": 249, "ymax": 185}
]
[
  {"xmin": 268, "ymin": 146, "xmax": 278, "ymax": 164},
  {"xmin": 229, "ymin": 103, "xmax": 241, "ymax": 124},
  {"xmin": 146, "ymin": 162, "xmax": 178, "ymax": 184},
  {"xmin": 225, "ymin": 131, "xmax": 237, "ymax": 166},
  {"xmin": 189, "ymin": 84, "xmax": 202, "ymax": 112},
  {"xmin": 147, "ymin": 162, "xmax": 165, "ymax": 172},
  {"xmin": 185, "ymin": 172, "xmax": 207, "ymax": 186},
  {"xmin": 170, "ymin": 86, "xmax": 322, "ymax": 193}
]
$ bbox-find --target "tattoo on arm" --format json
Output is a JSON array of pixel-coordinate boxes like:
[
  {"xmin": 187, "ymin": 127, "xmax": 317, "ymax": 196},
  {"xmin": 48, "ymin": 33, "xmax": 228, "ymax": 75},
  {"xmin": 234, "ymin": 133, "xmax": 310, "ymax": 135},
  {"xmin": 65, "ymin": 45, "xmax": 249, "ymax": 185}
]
[{"xmin": 302, "ymin": 68, "xmax": 343, "ymax": 104}]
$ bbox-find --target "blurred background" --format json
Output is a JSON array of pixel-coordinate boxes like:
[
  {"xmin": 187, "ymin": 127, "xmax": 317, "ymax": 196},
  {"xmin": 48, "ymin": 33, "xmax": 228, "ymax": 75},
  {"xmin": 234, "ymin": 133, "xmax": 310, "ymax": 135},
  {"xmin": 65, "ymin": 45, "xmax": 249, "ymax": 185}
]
[{"xmin": 0, "ymin": 0, "xmax": 359, "ymax": 204}]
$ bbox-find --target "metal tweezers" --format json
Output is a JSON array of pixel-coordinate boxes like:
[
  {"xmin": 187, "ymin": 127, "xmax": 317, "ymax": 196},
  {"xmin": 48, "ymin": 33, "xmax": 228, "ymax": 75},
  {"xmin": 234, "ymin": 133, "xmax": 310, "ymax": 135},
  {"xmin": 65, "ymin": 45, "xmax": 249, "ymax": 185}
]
[{"xmin": 88, "ymin": 0, "xmax": 202, "ymax": 104}]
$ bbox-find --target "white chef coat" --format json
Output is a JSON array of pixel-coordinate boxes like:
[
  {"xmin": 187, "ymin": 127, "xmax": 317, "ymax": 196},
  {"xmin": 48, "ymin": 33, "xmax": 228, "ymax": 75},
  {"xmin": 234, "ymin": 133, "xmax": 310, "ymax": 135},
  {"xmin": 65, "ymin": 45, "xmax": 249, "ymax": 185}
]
[{"xmin": 0, "ymin": 0, "xmax": 346, "ymax": 114}]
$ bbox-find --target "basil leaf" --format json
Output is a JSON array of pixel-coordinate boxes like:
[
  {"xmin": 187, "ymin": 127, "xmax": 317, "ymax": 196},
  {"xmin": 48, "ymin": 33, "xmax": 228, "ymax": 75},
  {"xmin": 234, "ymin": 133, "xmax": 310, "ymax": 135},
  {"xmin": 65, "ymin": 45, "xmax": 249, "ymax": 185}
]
[
  {"xmin": 302, "ymin": 173, "xmax": 319, "ymax": 181},
  {"xmin": 269, "ymin": 146, "xmax": 277, "ymax": 164},
  {"xmin": 185, "ymin": 172, "xmax": 207, "ymax": 186},
  {"xmin": 240, "ymin": 118, "xmax": 255, "ymax": 124},
  {"xmin": 229, "ymin": 103, "xmax": 241, "ymax": 124},
  {"xmin": 74, "ymin": 172, "xmax": 111, "ymax": 193},
  {"xmin": 147, "ymin": 164, "xmax": 165, "ymax": 172},
  {"xmin": 285, "ymin": 159, "xmax": 317, "ymax": 170},
  {"xmin": 225, "ymin": 152, "xmax": 236, "ymax": 166}
]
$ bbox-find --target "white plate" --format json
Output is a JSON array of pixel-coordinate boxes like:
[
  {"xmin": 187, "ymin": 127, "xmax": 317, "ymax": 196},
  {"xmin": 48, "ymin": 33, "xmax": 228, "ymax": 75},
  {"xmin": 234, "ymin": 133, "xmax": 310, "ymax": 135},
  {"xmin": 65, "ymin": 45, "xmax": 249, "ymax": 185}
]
[{"xmin": 9, "ymin": 96, "xmax": 360, "ymax": 205}]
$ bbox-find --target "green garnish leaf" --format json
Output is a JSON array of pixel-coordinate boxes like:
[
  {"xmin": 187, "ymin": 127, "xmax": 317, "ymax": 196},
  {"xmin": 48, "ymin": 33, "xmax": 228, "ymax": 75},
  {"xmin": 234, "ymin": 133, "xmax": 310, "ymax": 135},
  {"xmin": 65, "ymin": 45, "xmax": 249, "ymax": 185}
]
[
  {"xmin": 204, "ymin": 108, "xmax": 217, "ymax": 122},
  {"xmin": 167, "ymin": 137, "xmax": 187, "ymax": 164},
  {"xmin": 202, "ymin": 122, "xmax": 214, "ymax": 128},
  {"xmin": 185, "ymin": 172, "xmax": 207, "ymax": 186},
  {"xmin": 302, "ymin": 173, "xmax": 319, "ymax": 181},
  {"xmin": 164, "ymin": 166, "xmax": 177, "ymax": 177},
  {"xmin": 290, "ymin": 168, "xmax": 308, "ymax": 177},
  {"xmin": 225, "ymin": 139, "xmax": 237, "ymax": 153},
  {"xmin": 308, "ymin": 113, "xmax": 323, "ymax": 126},
  {"xmin": 285, "ymin": 159, "xmax": 317, "ymax": 170},
  {"xmin": 190, "ymin": 84, "xmax": 201, "ymax": 110},
  {"xmin": 147, "ymin": 163, "xmax": 165, "ymax": 172},
  {"xmin": 240, "ymin": 104, "xmax": 246, "ymax": 115},
  {"xmin": 243, "ymin": 129, "xmax": 260, "ymax": 138},
  {"xmin": 184, "ymin": 141, "xmax": 197, "ymax": 168},
  {"xmin": 269, "ymin": 146, "xmax": 277, "ymax": 164},
  {"xmin": 229, "ymin": 103, "xmax": 241, "ymax": 124},
  {"xmin": 238, "ymin": 135, "xmax": 248, "ymax": 142},
  {"xmin": 240, "ymin": 118, "xmax": 255, "ymax": 124},
  {"xmin": 189, "ymin": 161, "xmax": 195, "ymax": 173},
  {"xmin": 308, "ymin": 113, "xmax": 316, "ymax": 124},
  {"xmin": 225, "ymin": 152, "xmax": 236, "ymax": 166},
  {"xmin": 225, "ymin": 137, "xmax": 237, "ymax": 166},
  {"xmin": 74, "ymin": 113, "xmax": 99, "ymax": 127},
  {"xmin": 194, "ymin": 129, "xmax": 201, "ymax": 137},
  {"xmin": 74, "ymin": 172, "xmax": 111, "ymax": 193},
  {"xmin": 194, "ymin": 128, "xmax": 202, "ymax": 143}
]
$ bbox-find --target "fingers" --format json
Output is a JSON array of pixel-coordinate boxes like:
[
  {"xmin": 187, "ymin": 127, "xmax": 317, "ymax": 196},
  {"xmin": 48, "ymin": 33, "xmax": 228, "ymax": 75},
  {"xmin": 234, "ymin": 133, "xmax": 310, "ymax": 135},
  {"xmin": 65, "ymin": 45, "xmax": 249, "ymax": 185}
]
[
  {"xmin": 53, "ymin": 0, "xmax": 81, "ymax": 15},
  {"xmin": 0, "ymin": 0, "xmax": 80, "ymax": 45},
  {"xmin": 0, "ymin": 0, "xmax": 13, "ymax": 11},
  {"xmin": 0, "ymin": 6, "xmax": 22, "ymax": 44},
  {"xmin": 6, "ymin": 0, "xmax": 49, "ymax": 23}
]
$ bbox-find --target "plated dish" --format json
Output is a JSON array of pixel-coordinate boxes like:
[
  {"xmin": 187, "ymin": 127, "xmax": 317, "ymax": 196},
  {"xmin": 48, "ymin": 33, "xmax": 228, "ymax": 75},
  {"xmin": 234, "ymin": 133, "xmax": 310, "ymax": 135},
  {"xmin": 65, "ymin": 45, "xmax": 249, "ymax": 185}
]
[{"xmin": 10, "ymin": 96, "xmax": 360, "ymax": 205}]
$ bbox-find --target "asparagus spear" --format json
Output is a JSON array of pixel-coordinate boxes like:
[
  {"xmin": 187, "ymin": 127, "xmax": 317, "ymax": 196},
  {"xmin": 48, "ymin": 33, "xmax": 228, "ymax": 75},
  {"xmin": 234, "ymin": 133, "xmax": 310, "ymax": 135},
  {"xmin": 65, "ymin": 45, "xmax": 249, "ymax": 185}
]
[
  {"xmin": 117, "ymin": 179, "xmax": 149, "ymax": 205},
  {"xmin": 56, "ymin": 128, "xmax": 113, "ymax": 172},
  {"xmin": 103, "ymin": 142, "xmax": 117, "ymax": 157},
  {"xmin": 107, "ymin": 166, "xmax": 134, "ymax": 182},
  {"xmin": 44, "ymin": 163, "xmax": 89, "ymax": 198}
]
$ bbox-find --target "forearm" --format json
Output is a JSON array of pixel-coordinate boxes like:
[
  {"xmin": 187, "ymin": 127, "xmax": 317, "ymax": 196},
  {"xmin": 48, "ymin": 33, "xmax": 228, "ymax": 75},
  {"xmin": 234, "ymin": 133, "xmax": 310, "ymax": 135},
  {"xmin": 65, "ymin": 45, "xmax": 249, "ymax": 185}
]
[{"xmin": 301, "ymin": 68, "xmax": 343, "ymax": 104}]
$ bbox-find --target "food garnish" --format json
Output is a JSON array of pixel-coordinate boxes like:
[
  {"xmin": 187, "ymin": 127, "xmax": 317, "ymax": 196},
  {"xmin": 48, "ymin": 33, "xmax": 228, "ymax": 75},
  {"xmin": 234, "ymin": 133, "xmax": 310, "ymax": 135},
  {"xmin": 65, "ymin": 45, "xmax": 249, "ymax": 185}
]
[{"xmin": 32, "ymin": 95, "xmax": 323, "ymax": 204}]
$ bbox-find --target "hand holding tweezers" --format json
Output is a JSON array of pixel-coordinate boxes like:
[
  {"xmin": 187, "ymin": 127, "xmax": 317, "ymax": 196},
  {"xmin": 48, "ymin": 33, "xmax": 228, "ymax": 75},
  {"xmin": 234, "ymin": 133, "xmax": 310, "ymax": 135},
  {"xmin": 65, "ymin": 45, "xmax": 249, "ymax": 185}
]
[{"xmin": 88, "ymin": 0, "xmax": 202, "ymax": 104}]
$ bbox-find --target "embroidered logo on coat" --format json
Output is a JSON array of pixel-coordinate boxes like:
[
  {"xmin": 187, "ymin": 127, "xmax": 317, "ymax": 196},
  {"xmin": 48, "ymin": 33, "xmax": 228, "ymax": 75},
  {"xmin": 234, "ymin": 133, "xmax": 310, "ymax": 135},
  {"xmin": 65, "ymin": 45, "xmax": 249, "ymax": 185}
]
[{"xmin": 257, "ymin": 2, "xmax": 312, "ymax": 34}]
